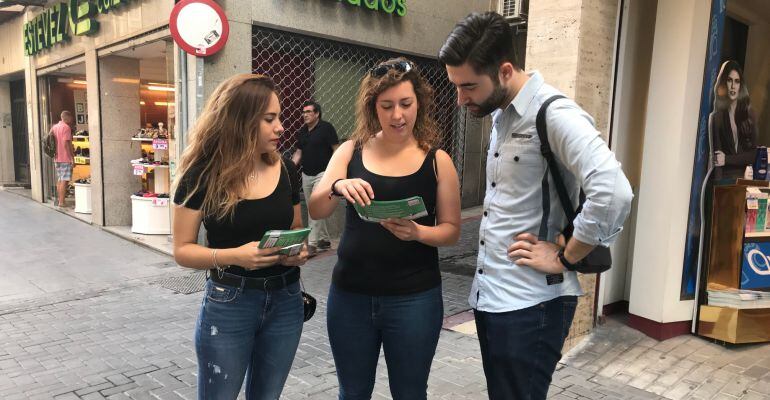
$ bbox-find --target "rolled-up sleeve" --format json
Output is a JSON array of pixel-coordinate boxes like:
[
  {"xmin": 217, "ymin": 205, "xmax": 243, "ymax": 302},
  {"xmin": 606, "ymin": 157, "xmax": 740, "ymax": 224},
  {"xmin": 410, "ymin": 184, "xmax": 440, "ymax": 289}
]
[{"xmin": 546, "ymin": 100, "xmax": 634, "ymax": 247}]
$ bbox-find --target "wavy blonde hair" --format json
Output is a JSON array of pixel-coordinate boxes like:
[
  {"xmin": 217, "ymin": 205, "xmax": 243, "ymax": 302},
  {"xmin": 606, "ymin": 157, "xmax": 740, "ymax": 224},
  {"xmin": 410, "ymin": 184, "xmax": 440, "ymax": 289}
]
[
  {"xmin": 351, "ymin": 57, "xmax": 439, "ymax": 151},
  {"xmin": 174, "ymin": 74, "xmax": 280, "ymax": 221}
]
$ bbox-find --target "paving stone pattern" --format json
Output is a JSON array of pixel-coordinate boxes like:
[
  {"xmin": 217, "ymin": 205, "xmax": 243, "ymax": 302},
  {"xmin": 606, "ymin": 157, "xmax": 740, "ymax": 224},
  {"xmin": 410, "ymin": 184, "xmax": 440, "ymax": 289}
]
[{"xmin": 1, "ymin": 190, "xmax": 768, "ymax": 399}]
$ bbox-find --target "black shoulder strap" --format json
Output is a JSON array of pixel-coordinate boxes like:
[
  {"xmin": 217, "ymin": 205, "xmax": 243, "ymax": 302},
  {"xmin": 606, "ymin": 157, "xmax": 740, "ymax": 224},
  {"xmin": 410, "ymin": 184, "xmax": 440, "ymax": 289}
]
[
  {"xmin": 536, "ymin": 95, "xmax": 580, "ymax": 229},
  {"xmin": 280, "ymin": 158, "xmax": 292, "ymax": 192},
  {"xmin": 431, "ymin": 148, "xmax": 439, "ymax": 180}
]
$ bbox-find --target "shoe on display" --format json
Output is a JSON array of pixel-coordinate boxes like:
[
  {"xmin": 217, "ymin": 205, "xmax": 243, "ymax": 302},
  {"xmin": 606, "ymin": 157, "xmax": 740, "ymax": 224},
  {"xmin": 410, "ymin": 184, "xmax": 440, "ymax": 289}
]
[
  {"xmin": 74, "ymin": 146, "xmax": 82, "ymax": 156},
  {"xmin": 82, "ymin": 148, "xmax": 90, "ymax": 157},
  {"xmin": 317, "ymin": 240, "xmax": 331, "ymax": 251}
]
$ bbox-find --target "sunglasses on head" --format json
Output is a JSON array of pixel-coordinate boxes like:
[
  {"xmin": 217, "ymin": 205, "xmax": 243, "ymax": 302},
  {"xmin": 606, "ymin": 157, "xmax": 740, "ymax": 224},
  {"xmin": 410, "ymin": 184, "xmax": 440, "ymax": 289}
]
[{"xmin": 370, "ymin": 61, "xmax": 415, "ymax": 78}]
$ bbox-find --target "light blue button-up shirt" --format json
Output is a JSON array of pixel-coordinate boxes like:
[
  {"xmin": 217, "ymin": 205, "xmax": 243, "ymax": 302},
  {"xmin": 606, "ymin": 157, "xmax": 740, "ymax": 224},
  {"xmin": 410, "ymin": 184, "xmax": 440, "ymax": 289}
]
[{"xmin": 471, "ymin": 71, "xmax": 633, "ymax": 313}]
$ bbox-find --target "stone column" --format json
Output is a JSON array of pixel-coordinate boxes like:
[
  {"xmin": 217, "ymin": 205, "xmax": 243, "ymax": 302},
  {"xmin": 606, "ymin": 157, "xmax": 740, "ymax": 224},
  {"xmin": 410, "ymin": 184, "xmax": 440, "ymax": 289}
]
[
  {"xmin": 99, "ymin": 56, "xmax": 142, "ymax": 226},
  {"xmin": 526, "ymin": 0, "xmax": 620, "ymax": 349},
  {"xmin": 202, "ymin": 0, "xmax": 252, "ymax": 101},
  {"xmin": 85, "ymin": 49, "xmax": 104, "ymax": 225},
  {"xmin": 0, "ymin": 81, "xmax": 14, "ymax": 184},
  {"xmin": 628, "ymin": 0, "xmax": 710, "ymax": 338}
]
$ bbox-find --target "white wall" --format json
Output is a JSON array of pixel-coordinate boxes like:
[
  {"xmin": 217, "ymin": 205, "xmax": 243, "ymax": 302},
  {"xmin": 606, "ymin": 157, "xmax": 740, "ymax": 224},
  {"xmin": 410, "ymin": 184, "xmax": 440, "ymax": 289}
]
[
  {"xmin": 628, "ymin": 0, "xmax": 710, "ymax": 323},
  {"xmin": 0, "ymin": 15, "xmax": 24, "ymax": 77},
  {"xmin": 603, "ymin": 0, "xmax": 657, "ymax": 308}
]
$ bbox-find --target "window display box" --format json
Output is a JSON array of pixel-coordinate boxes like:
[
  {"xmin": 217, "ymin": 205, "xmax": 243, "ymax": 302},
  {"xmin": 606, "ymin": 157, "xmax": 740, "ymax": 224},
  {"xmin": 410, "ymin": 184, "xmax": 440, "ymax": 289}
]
[
  {"xmin": 698, "ymin": 305, "xmax": 770, "ymax": 344},
  {"xmin": 73, "ymin": 183, "xmax": 92, "ymax": 214},
  {"xmin": 130, "ymin": 195, "xmax": 171, "ymax": 235},
  {"xmin": 701, "ymin": 184, "xmax": 770, "ymax": 344}
]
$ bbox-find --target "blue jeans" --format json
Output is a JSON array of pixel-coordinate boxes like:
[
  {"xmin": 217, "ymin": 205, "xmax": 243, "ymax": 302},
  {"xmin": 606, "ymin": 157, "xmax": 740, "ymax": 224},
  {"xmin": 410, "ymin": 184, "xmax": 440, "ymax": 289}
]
[
  {"xmin": 195, "ymin": 278, "xmax": 303, "ymax": 400},
  {"xmin": 475, "ymin": 296, "xmax": 578, "ymax": 400},
  {"xmin": 327, "ymin": 284, "xmax": 443, "ymax": 400}
]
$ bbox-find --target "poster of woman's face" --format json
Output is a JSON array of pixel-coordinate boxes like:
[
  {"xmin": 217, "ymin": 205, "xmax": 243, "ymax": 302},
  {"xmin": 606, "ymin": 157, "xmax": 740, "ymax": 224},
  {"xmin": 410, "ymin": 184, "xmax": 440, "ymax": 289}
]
[{"xmin": 709, "ymin": 60, "xmax": 758, "ymax": 181}]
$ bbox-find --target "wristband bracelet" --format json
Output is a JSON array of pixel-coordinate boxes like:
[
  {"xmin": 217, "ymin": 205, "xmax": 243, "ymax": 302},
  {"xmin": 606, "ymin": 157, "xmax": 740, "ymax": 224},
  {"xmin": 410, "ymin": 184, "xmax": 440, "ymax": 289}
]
[
  {"xmin": 557, "ymin": 248, "xmax": 579, "ymax": 272},
  {"xmin": 329, "ymin": 178, "xmax": 345, "ymax": 199}
]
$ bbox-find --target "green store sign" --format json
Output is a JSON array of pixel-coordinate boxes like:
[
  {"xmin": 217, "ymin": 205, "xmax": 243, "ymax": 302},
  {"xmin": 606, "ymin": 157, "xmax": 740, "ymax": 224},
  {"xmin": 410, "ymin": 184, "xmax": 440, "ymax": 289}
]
[
  {"xmin": 334, "ymin": 0, "xmax": 407, "ymax": 17},
  {"xmin": 24, "ymin": 0, "xmax": 139, "ymax": 57}
]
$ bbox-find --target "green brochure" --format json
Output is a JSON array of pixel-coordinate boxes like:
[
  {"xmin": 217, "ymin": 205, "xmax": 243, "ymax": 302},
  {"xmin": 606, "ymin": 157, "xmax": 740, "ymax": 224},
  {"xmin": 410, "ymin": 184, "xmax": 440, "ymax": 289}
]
[
  {"xmin": 353, "ymin": 196, "xmax": 428, "ymax": 223},
  {"xmin": 258, "ymin": 228, "xmax": 311, "ymax": 255}
]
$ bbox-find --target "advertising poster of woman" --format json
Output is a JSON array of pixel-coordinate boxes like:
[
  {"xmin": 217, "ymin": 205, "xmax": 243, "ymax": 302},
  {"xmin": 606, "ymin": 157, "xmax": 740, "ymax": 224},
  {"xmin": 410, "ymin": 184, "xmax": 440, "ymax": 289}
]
[{"xmin": 710, "ymin": 60, "xmax": 759, "ymax": 181}]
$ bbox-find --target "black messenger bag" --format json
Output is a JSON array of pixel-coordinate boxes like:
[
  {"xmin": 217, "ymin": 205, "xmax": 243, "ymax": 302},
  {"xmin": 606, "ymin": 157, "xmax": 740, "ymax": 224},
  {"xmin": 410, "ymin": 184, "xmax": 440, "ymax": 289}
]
[{"xmin": 536, "ymin": 95, "xmax": 612, "ymax": 274}]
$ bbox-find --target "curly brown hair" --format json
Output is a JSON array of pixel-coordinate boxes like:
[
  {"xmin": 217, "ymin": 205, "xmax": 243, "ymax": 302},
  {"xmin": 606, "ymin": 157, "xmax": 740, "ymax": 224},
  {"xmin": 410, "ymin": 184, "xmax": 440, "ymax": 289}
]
[{"xmin": 351, "ymin": 57, "xmax": 440, "ymax": 151}]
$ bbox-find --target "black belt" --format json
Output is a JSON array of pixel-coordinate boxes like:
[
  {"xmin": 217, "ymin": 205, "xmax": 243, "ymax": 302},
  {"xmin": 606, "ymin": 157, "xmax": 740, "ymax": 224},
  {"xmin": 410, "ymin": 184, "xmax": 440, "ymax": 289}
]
[{"xmin": 208, "ymin": 267, "xmax": 300, "ymax": 291}]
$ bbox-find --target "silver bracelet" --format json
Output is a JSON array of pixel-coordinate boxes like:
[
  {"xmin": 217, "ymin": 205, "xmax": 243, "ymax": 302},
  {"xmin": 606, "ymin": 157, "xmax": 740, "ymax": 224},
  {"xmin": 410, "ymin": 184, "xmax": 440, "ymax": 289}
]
[{"xmin": 212, "ymin": 249, "xmax": 227, "ymax": 279}]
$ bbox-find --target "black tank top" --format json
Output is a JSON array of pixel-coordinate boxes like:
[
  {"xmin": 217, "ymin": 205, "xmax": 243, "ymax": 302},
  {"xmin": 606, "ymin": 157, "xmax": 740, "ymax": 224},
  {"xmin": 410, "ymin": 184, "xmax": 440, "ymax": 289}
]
[{"xmin": 334, "ymin": 147, "xmax": 440, "ymax": 296}]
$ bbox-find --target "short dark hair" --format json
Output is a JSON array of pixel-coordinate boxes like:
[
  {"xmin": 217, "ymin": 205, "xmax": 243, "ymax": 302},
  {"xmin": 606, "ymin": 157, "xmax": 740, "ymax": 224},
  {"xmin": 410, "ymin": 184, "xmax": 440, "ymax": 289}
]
[
  {"xmin": 302, "ymin": 100, "xmax": 322, "ymax": 119},
  {"xmin": 438, "ymin": 12, "xmax": 521, "ymax": 78}
]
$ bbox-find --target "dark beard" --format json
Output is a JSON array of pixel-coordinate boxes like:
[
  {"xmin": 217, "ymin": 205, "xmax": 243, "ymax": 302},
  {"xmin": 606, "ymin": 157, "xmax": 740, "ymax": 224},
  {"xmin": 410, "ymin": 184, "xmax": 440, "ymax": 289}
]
[{"xmin": 468, "ymin": 82, "xmax": 509, "ymax": 118}]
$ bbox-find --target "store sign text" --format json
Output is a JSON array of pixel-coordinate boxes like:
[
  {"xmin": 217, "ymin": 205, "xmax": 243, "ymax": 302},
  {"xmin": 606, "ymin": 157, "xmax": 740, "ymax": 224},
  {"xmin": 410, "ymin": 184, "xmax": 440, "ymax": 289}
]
[
  {"xmin": 332, "ymin": 0, "xmax": 406, "ymax": 17},
  {"xmin": 24, "ymin": 0, "xmax": 141, "ymax": 57}
]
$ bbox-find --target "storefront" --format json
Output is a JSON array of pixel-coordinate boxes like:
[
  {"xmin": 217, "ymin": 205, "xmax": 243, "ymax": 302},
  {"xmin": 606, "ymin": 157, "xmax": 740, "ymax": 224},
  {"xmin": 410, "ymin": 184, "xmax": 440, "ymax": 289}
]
[
  {"xmin": 1, "ymin": 0, "xmax": 490, "ymax": 252},
  {"xmin": 582, "ymin": 0, "xmax": 770, "ymax": 342},
  {"xmin": 0, "ymin": 0, "xmax": 180, "ymax": 251}
]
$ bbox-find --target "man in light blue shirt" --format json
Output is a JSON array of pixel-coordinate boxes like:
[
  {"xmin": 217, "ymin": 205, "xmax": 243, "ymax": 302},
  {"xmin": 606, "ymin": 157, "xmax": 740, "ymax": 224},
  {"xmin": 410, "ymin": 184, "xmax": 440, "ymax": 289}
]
[{"xmin": 440, "ymin": 12, "xmax": 633, "ymax": 400}]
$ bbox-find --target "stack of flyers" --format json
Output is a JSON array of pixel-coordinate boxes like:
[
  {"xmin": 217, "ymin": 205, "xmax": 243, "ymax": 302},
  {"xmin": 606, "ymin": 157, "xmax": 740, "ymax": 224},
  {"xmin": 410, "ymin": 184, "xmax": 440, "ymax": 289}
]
[
  {"xmin": 258, "ymin": 228, "xmax": 311, "ymax": 256},
  {"xmin": 353, "ymin": 196, "xmax": 428, "ymax": 223}
]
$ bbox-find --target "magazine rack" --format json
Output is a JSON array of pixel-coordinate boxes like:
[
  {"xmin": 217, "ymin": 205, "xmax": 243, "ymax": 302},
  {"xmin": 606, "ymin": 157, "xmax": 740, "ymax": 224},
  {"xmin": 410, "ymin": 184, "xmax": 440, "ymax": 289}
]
[{"xmin": 698, "ymin": 184, "xmax": 770, "ymax": 343}]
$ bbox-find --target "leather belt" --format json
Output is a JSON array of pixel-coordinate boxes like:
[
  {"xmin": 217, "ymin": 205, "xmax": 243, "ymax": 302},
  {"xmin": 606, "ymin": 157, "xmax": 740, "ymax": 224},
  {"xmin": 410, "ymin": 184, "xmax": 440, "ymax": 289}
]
[{"xmin": 209, "ymin": 267, "xmax": 300, "ymax": 291}]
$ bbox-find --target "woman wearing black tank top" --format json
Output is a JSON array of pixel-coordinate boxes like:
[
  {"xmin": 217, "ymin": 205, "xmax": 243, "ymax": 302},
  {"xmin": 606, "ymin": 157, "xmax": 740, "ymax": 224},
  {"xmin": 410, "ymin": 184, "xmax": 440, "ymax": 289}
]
[
  {"xmin": 309, "ymin": 58, "xmax": 461, "ymax": 399},
  {"xmin": 172, "ymin": 75, "xmax": 308, "ymax": 400}
]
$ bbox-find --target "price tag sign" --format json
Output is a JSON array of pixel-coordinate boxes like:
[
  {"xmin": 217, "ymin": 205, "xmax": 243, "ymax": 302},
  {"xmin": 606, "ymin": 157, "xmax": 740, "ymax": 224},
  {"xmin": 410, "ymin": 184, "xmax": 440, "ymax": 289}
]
[
  {"xmin": 133, "ymin": 165, "xmax": 145, "ymax": 176},
  {"xmin": 152, "ymin": 139, "xmax": 168, "ymax": 150},
  {"xmin": 74, "ymin": 156, "xmax": 88, "ymax": 165},
  {"xmin": 153, "ymin": 198, "xmax": 169, "ymax": 207}
]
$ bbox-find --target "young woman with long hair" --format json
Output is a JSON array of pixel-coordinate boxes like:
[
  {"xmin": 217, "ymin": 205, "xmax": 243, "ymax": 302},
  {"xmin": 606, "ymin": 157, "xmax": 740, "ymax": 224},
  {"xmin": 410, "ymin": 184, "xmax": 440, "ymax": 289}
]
[
  {"xmin": 308, "ymin": 58, "xmax": 461, "ymax": 399},
  {"xmin": 711, "ymin": 60, "xmax": 759, "ymax": 179},
  {"xmin": 172, "ymin": 74, "xmax": 308, "ymax": 400}
]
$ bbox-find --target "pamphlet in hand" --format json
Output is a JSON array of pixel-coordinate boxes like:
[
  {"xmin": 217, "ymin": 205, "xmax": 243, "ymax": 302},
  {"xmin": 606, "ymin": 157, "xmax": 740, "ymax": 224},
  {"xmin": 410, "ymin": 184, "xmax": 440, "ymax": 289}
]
[
  {"xmin": 353, "ymin": 196, "xmax": 428, "ymax": 223},
  {"xmin": 258, "ymin": 228, "xmax": 311, "ymax": 256}
]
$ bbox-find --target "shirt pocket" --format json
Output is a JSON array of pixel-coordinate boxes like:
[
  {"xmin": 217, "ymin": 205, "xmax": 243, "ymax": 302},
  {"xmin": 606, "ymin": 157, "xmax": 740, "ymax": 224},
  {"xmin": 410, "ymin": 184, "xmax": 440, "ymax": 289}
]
[{"xmin": 496, "ymin": 141, "xmax": 545, "ymax": 211}]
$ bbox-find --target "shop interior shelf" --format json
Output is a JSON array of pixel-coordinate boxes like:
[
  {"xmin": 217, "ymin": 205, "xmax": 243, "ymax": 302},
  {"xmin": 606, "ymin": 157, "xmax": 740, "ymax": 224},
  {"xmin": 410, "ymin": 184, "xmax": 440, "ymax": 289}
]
[
  {"xmin": 131, "ymin": 163, "xmax": 169, "ymax": 169},
  {"xmin": 745, "ymin": 231, "xmax": 770, "ymax": 238},
  {"xmin": 131, "ymin": 137, "xmax": 155, "ymax": 142},
  {"xmin": 73, "ymin": 135, "xmax": 90, "ymax": 140}
]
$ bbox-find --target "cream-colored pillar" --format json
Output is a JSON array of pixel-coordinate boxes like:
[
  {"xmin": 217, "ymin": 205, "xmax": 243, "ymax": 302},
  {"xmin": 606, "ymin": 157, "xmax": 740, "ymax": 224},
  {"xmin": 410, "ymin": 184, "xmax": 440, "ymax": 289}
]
[
  {"xmin": 25, "ymin": 54, "xmax": 42, "ymax": 202},
  {"xmin": 99, "ymin": 56, "xmax": 142, "ymax": 226},
  {"xmin": 527, "ymin": 0, "xmax": 620, "ymax": 349},
  {"xmin": 85, "ymin": 50, "xmax": 104, "ymax": 225},
  {"xmin": 0, "ymin": 81, "xmax": 14, "ymax": 184},
  {"xmin": 628, "ymin": 0, "xmax": 711, "ymax": 331}
]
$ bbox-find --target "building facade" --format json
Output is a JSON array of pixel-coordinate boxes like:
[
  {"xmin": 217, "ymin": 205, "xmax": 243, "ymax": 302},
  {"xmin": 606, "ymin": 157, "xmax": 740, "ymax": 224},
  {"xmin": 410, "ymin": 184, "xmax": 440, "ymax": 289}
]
[{"xmin": 0, "ymin": 0, "xmax": 488, "ymax": 252}]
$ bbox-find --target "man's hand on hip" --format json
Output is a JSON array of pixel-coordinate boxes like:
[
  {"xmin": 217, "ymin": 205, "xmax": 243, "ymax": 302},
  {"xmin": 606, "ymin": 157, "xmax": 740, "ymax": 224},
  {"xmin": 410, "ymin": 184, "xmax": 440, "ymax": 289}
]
[{"xmin": 508, "ymin": 233, "xmax": 566, "ymax": 274}]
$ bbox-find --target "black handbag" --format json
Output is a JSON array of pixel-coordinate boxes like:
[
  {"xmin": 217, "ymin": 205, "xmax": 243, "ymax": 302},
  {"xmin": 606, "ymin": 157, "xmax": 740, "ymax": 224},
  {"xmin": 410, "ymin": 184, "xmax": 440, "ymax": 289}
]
[
  {"xmin": 301, "ymin": 282, "xmax": 316, "ymax": 322},
  {"xmin": 536, "ymin": 95, "xmax": 612, "ymax": 274}
]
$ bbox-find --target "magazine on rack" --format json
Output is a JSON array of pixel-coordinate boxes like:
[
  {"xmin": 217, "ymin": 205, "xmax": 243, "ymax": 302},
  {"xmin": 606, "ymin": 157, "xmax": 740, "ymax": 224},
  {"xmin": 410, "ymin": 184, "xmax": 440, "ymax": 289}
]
[
  {"xmin": 258, "ymin": 228, "xmax": 311, "ymax": 256},
  {"xmin": 353, "ymin": 196, "xmax": 428, "ymax": 223}
]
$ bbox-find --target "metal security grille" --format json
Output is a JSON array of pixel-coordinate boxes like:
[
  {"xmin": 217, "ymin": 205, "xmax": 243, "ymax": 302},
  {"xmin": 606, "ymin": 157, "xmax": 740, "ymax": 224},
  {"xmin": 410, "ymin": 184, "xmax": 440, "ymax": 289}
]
[{"xmin": 251, "ymin": 26, "xmax": 466, "ymax": 187}]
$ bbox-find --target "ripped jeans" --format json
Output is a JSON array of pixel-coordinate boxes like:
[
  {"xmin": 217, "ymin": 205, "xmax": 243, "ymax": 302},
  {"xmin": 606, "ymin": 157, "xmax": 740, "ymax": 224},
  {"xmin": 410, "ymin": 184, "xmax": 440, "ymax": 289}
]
[{"xmin": 195, "ymin": 278, "xmax": 303, "ymax": 400}]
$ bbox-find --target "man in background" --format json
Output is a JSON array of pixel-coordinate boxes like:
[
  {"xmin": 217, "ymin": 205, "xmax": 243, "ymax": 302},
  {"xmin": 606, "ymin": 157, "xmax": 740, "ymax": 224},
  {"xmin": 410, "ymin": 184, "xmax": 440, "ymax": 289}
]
[
  {"xmin": 292, "ymin": 100, "xmax": 339, "ymax": 255},
  {"xmin": 52, "ymin": 111, "xmax": 75, "ymax": 207}
]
